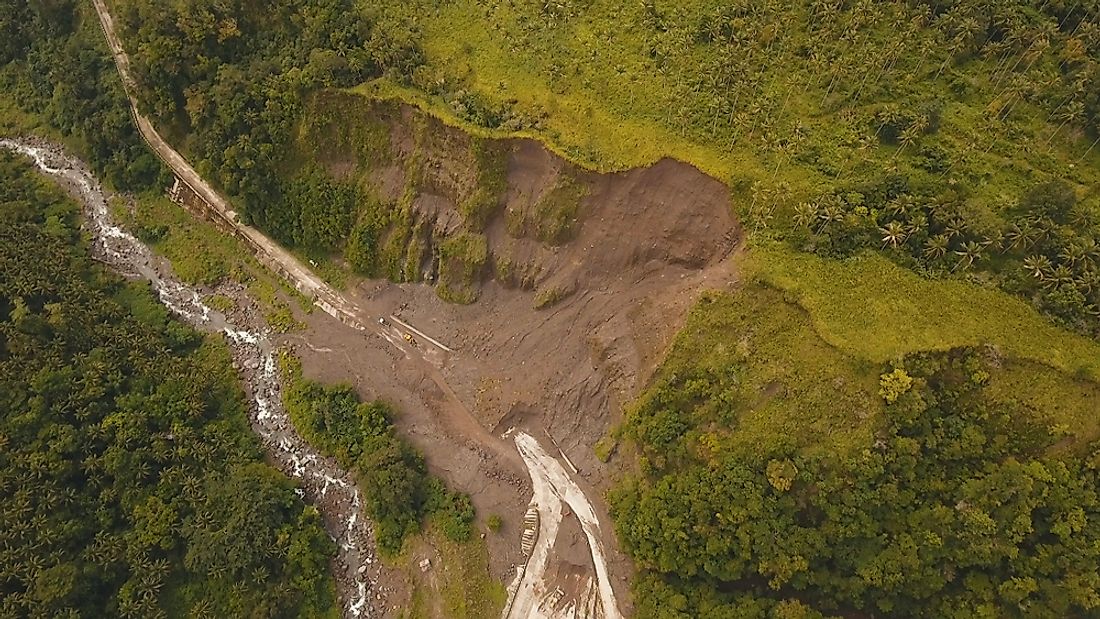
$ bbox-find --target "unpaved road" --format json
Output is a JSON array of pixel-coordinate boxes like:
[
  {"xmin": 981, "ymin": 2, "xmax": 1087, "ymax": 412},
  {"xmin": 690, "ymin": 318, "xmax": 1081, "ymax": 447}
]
[
  {"xmin": 89, "ymin": 2, "xmax": 628, "ymax": 617},
  {"xmin": 506, "ymin": 432, "xmax": 622, "ymax": 619}
]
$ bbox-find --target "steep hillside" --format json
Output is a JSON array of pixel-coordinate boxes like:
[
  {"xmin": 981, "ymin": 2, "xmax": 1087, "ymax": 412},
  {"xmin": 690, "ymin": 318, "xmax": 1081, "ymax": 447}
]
[{"xmin": 10, "ymin": 0, "xmax": 1100, "ymax": 617}]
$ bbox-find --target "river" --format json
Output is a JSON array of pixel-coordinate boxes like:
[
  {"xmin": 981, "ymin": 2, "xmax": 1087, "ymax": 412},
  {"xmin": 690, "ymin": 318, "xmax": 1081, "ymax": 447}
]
[{"xmin": 1, "ymin": 137, "xmax": 378, "ymax": 618}]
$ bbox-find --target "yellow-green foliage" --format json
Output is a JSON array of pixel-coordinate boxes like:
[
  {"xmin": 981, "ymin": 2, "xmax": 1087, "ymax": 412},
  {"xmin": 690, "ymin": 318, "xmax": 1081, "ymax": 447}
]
[
  {"xmin": 437, "ymin": 232, "xmax": 488, "ymax": 303},
  {"xmin": 628, "ymin": 285, "xmax": 881, "ymax": 467},
  {"xmin": 132, "ymin": 194, "xmax": 247, "ymax": 286},
  {"xmin": 984, "ymin": 359, "xmax": 1100, "ymax": 452},
  {"xmin": 354, "ymin": 0, "xmax": 1100, "ymax": 207},
  {"xmin": 397, "ymin": 527, "xmax": 504, "ymax": 619},
  {"xmin": 748, "ymin": 242, "xmax": 1100, "ymax": 380},
  {"xmin": 459, "ymin": 138, "xmax": 509, "ymax": 231},
  {"xmin": 532, "ymin": 284, "xmax": 571, "ymax": 309}
]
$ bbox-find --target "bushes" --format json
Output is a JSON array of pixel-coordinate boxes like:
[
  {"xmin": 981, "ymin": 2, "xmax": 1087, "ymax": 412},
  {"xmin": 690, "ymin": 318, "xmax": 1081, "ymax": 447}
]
[
  {"xmin": 436, "ymin": 232, "xmax": 488, "ymax": 303},
  {"xmin": 616, "ymin": 347, "xmax": 1100, "ymax": 617},
  {"xmin": 0, "ymin": 0, "xmax": 165, "ymax": 191},
  {"xmin": 507, "ymin": 175, "xmax": 588, "ymax": 245},
  {"xmin": 280, "ymin": 354, "xmax": 474, "ymax": 554},
  {"xmin": 114, "ymin": 0, "xmax": 424, "ymax": 230},
  {"xmin": 459, "ymin": 138, "xmax": 509, "ymax": 230}
]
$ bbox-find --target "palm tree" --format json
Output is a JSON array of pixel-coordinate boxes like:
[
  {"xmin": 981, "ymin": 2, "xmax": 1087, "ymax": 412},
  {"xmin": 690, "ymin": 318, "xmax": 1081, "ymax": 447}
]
[
  {"xmin": 954, "ymin": 240, "xmax": 984, "ymax": 270},
  {"xmin": 1023, "ymin": 255, "xmax": 1053, "ymax": 280},
  {"xmin": 884, "ymin": 195, "xmax": 916, "ymax": 218},
  {"xmin": 816, "ymin": 201, "xmax": 844, "ymax": 233},
  {"xmin": 1049, "ymin": 264, "xmax": 1076, "ymax": 288},
  {"xmin": 1075, "ymin": 270, "xmax": 1099, "ymax": 295},
  {"xmin": 793, "ymin": 202, "xmax": 816, "ymax": 228},
  {"xmin": 906, "ymin": 213, "xmax": 929, "ymax": 238},
  {"xmin": 1059, "ymin": 243, "xmax": 1089, "ymax": 267},
  {"xmin": 924, "ymin": 234, "xmax": 950, "ymax": 259},
  {"xmin": 942, "ymin": 217, "xmax": 966, "ymax": 240},
  {"xmin": 880, "ymin": 221, "xmax": 907, "ymax": 248},
  {"xmin": 1003, "ymin": 222, "xmax": 1036, "ymax": 251}
]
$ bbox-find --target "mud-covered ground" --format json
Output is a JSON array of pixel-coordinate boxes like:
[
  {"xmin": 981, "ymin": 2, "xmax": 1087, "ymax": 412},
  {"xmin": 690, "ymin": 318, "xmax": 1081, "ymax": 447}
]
[{"xmin": 295, "ymin": 126, "xmax": 741, "ymax": 616}]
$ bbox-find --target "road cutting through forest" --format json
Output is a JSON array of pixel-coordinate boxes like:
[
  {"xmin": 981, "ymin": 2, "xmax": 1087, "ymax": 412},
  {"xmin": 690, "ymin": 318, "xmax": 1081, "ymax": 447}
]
[{"xmin": 89, "ymin": 2, "xmax": 625, "ymax": 617}]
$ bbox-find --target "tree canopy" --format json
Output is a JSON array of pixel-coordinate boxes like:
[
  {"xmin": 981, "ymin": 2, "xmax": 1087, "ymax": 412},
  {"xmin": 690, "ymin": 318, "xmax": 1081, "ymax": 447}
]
[
  {"xmin": 614, "ymin": 343, "xmax": 1100, "ymax": 618},
  {"xmin": 0, "ymin": 152, "xmax": 336, "ymax": 617}
]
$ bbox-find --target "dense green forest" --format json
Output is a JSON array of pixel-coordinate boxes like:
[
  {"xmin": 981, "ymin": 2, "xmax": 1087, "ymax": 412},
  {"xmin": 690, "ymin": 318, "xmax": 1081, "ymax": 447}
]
[
  {"xmin": 0, "ymin": 153, "xmax": 336, "ymax": 617},
  {"xmin": 110, "ymin": 0, "xmax": 421, "ymax": 249},
  {"xmin": 280, "ymin": 355, "xmax": 475, "ymax": 555},
  {"xmin": 612, "ymin": 289, "xmax": 1100, "ymax": 618},
  {"xmin": 0, "ymin": 0, "xmax": 163, "ymax": 190}
]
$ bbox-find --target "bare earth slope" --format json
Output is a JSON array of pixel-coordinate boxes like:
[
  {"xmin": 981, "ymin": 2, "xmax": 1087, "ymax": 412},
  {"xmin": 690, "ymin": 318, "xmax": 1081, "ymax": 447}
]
[
  {"xmin": 303, "ymin": 115, "xmax": 740, "ymax": 614},
  {"xmin": 90, "ymin": 1, "xmax": 740, "ymax": 614}
]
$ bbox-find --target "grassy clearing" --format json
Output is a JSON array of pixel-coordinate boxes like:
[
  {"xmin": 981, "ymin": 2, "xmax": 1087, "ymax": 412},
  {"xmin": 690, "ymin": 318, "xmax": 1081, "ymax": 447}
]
[
  {"xmin": 353, "ymin": 1, "xmax": 1100, "ymax": 208},
  {"xmin": 129, "ymin": 192, "xmax": 310, "ymax": 328},
  {"xmin": 747, "ymin": 242, "xmax": 1100, "ymax": 380},
  {"xmin": 629, "ymin": 285, "xmax": 882, "ymax": 466},
  {"xmin": 396, "ymin": 526, "xmax": 505, "ymax": 619},
  {"xmin": 129, "ymin": 193, "xmax": 248, "ymax": 286},
  {"xmin": 984, "ymin": 359, "xmax": 1100, "ymax": 453}
]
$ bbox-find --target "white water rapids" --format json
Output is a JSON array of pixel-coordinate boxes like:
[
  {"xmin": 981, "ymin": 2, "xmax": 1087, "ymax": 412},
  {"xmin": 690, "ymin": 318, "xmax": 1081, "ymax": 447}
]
[{"xmin": 1, "ymin": 138, "xmax": 377, "ymax": 618}]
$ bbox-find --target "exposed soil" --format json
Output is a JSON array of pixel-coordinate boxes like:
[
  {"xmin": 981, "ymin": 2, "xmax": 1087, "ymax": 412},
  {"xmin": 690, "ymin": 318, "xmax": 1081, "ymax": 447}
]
[
  {"xmin": 87, "ymin": 0, "xmax": 741, "ymax": 613},
  {"xmin": 294, "ymin": 104, "xmax": 741, "ymax": 616}
]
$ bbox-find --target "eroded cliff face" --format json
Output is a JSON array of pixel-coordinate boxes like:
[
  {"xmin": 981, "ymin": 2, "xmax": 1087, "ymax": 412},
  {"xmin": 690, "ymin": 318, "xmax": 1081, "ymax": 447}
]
[
  {"xmin": 299, "ymin": 91, "xmax": 737, "ymax": 304},
  {"xmin": 293, "ymin": 90, "xmax": 739, "ymax": 458},
  {"xmin": 248, "ymin": 92, "xmax": 743, "ymax": 616}
]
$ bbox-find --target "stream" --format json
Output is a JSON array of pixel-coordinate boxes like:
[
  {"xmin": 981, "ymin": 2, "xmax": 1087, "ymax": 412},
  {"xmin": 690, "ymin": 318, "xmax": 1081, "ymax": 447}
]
[{"xmin": 1, "ymin": 138, "xmax": 378, "ymax": 618}]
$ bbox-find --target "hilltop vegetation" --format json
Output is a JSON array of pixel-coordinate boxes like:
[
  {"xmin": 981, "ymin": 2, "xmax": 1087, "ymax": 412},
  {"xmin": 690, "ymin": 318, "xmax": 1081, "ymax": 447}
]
[
  {"xmin": 0, "ymin": 153, "xmax": 336, "ymax": 617},
  {"xmin": 613, "ymin": 287, "xmax": 1100, "ymax": 618}
]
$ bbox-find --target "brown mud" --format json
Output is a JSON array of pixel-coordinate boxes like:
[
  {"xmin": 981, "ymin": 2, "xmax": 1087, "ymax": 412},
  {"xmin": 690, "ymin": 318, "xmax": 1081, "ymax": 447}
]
[{"xmin": 292, "ymin": 99, "xmax": 741, "ymax": 616}]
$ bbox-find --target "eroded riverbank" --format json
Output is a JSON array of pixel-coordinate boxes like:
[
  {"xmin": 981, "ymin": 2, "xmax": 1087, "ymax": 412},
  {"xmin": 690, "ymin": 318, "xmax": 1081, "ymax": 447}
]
[{"xmin": 1, "ymin": 137, "xmax": 381, "ymax": 618}]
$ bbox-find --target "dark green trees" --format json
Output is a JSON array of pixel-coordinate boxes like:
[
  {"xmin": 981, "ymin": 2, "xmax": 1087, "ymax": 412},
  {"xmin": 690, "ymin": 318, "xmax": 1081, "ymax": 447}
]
[
  {"xmin": 0, "ymin": 153, "xmax": 336, "ymax": 617},
  {"xmin": 281, "ymin": 356, "xmax": 474, "ymax": 555},
  {"xmin": 615, "ymin": 346, "xmax": 1100, "ymax": 617}
]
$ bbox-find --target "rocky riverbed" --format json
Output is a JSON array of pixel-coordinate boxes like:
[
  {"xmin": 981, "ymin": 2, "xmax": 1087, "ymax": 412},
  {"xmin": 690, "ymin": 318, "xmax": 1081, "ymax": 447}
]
[{"xmin": 1, "ymin": 137, "xmax": 382, "ymax": 618}]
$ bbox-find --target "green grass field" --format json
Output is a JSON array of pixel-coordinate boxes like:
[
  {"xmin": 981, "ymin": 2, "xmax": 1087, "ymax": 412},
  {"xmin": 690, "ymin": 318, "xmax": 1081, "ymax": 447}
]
[
  {"xmin": 356, "ymin": 0, "xmax": 1100, "ymax": 210},
  {"xmin": 635, "ymin": 285, "xmax": 883, "ymax": 464},
  {"xmin": 746, "ymin": 242, "xmax": 1100, "ymax": 380}
]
